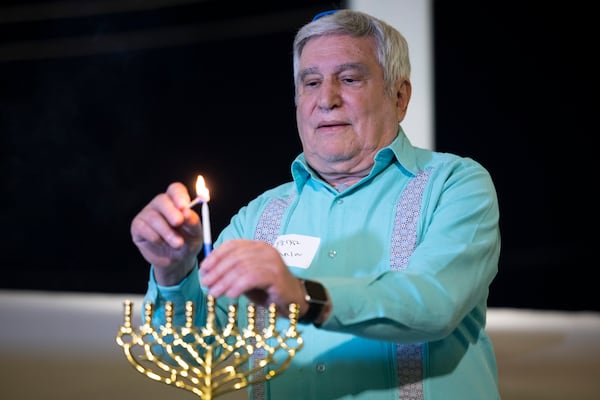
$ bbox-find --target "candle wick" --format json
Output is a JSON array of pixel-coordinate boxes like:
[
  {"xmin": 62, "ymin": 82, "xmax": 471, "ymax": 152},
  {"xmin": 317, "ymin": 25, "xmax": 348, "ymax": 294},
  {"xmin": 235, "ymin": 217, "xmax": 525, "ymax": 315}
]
[{"xmin": 187, "ymin": 197, "xmax": 203, "ymax": 209}]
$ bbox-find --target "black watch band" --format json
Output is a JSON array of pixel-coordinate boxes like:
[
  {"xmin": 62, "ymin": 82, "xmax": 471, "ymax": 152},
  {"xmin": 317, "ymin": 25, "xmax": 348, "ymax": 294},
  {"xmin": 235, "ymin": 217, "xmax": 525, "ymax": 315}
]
[{"xmin": 298, "ymin": 279, "xmax": 328, "ymax": 326}]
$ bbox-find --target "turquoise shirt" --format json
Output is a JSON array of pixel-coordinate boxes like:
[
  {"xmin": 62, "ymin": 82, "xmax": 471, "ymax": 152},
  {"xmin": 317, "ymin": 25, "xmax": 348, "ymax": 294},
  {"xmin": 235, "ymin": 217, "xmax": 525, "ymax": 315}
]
[{"xmin": 144, "ymin": 128, "xmax": 501, "ymax": 399}]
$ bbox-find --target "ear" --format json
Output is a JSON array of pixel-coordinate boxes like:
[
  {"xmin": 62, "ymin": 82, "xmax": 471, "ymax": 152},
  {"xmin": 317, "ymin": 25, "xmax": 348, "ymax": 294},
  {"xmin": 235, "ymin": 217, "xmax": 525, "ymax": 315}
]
[{"xmin": 395, "ymin": 80, "xmax": 412, "ymax": 122}]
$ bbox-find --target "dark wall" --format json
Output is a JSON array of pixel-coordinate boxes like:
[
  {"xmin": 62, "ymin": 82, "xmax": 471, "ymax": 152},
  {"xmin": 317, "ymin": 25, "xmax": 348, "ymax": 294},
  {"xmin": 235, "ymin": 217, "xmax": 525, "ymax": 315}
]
[
  {"xmin": 1, "ymin": 0, "xmax": 338, "ymax": 293},
  {"xmin": 433, "ymin": 2, "xmax": 594, "ymax": 311},
  {"xmin": 1, "ymin": 2, "xmax": 595, "ymax": 310}
]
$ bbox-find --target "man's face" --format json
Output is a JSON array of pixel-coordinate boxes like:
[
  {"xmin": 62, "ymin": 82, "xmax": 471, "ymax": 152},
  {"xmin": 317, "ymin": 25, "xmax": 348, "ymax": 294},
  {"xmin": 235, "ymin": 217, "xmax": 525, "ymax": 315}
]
[{"xmin": 295, "ymin": 34, "xmax": 405, "ymax": 177}]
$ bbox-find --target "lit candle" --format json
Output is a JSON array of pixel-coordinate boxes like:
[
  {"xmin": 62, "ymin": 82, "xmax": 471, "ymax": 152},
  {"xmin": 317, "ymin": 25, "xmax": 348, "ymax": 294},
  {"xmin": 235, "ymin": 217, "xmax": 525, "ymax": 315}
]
[
  {"xmin": 201, "ymin": 201, "xmax": 212, "ymax": 256},
  {"xmin": 187, "ymin": 175, "xmax": 212, "ymax": 256}
]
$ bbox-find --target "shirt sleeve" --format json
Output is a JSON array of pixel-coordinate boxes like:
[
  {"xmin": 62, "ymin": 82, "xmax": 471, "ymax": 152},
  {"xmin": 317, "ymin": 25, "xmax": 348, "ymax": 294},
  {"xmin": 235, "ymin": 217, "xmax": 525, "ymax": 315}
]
[
  {"xmin": 320, "ymin": 159, "xmax": 501, "ymax": 343},
  {"xmin": 143, "ymin": 261, "xmax": 208, "ymax": 328}
]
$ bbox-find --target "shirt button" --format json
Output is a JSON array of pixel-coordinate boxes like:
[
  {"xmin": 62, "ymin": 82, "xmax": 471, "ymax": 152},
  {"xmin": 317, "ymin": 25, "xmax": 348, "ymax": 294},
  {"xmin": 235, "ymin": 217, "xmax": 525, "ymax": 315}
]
[
  {"xmin": 336, "ymin": 199, "xmax": 344, "ymax": 205},
  {"xmin": 328, "ymin": 250, "xmax": 337, "ymax": 258},
  {"xmin": 316, "ymin": 362, "xmax": 326, "ymax": 373}
]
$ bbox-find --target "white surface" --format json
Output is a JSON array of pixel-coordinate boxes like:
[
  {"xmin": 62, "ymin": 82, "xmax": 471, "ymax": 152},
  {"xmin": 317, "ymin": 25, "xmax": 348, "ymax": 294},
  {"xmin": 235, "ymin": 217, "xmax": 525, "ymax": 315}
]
[{"xmin": 1, "ymin": 290, "xmax": 599, "ymax": 399}]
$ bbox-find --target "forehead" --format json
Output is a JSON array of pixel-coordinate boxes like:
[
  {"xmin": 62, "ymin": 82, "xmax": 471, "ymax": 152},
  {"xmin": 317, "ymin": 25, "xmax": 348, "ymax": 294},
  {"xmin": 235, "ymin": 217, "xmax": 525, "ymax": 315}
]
[{"xmin": 299, "ymin": 34, "xmax": 378, "ymax": 69}]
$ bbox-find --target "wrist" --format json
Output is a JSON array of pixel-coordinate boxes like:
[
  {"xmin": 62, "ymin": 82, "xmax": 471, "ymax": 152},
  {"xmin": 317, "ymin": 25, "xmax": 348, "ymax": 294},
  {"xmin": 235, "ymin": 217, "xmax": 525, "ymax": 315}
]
[
  {"xmin": 298, "ymin": 279, "xmax": 330, "ymax": 327},
  {"xmin": 153, "ymin": 260, "xmax": 196, "ymax": 286}
]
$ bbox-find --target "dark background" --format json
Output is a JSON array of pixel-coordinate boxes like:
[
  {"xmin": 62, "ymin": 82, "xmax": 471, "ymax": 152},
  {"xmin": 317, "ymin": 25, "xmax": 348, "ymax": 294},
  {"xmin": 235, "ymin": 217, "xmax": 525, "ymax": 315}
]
[{"xmin": 1, "ymin": 1, "xmax": 595, "ymax": 310}]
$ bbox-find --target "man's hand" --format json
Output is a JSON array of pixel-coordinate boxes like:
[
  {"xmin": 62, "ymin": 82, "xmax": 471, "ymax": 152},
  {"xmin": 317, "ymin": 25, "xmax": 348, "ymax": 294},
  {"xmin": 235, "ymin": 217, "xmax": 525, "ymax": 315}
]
[
  {"xmin": 130, "ymin": 182, "xmax": 203, "ymax": 285},
  {"xmin": 199, "ymin": 239, "xmax": 307, "ymax": 317}
]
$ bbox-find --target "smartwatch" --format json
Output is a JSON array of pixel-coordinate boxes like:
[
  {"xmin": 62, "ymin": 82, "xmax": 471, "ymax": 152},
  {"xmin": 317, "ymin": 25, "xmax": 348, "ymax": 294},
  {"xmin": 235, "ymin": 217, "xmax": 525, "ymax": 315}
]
[{"xmin": 298, "ymin": 279, "xmax": 328, "ymax": 326}]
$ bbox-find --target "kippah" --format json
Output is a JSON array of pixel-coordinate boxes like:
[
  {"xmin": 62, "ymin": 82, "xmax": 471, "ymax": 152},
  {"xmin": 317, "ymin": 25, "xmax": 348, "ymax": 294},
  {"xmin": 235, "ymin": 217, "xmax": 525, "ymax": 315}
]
[{"xmin": 312, "ymin": 10, "xmax": 339, "ymax": 21}]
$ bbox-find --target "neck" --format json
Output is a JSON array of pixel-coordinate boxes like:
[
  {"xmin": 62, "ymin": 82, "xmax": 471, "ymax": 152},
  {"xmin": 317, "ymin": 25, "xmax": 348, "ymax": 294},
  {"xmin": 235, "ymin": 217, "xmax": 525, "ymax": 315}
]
[{"xmin": 320, "ymin": 170, "xmax": 369, "ymax": 190}]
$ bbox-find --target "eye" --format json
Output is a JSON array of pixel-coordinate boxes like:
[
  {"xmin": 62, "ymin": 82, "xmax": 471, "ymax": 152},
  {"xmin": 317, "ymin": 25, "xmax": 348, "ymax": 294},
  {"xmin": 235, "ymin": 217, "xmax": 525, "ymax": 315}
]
[
  {"xmin": 303, "ymin": 78, "xmax": 321, "ymax": 88},
  {"xmin": 341, "ymin": 75, "xmax": 360, "ymax": 85}
]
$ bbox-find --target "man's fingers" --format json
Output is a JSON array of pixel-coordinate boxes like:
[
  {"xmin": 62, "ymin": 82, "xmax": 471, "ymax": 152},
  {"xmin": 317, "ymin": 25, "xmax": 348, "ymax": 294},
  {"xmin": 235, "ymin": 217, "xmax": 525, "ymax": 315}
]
[
  {"xmin": 167, "ymin": 182, "xmax": 193, "ymax": 209},
  {"xmin": 132, "ymin": 207, "xmax": 184, "ymax": 249}
]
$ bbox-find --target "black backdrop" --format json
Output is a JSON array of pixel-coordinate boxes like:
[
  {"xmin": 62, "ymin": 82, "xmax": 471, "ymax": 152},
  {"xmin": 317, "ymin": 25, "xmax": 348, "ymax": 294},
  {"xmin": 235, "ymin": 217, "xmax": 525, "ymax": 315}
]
[{"xmin": 1, "ymin": 1, "xmax": 595, "ymax": 310}]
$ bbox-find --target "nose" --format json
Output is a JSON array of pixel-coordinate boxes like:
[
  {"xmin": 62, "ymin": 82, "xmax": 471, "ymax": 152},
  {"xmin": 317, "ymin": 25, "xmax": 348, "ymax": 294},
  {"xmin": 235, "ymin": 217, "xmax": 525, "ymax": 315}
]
[{"xmin": 318, "ymin": 79, "xmax": 341, "ymax": 110}]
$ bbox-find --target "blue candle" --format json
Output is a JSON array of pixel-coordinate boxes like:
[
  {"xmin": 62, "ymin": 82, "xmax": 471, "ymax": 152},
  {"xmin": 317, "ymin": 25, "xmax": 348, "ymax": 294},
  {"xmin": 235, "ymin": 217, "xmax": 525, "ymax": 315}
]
[
  {"xmin": 196, "ymin": 175, "xmax": 212, "ymax": 256},
  {"xmin": 201, "ymin": 200, "xmax": 212, "ymax": 256},
  {"xmin": 188, "ymin": 174, "xmax": 212, "ymax": 256}
]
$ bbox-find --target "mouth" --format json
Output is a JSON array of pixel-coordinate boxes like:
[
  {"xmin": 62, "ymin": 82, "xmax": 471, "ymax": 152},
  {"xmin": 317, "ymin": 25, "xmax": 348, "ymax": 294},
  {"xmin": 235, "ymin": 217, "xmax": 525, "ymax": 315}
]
[{"xmin": 317, "ymin": 121, "xmax": 350, "ymax": 129}]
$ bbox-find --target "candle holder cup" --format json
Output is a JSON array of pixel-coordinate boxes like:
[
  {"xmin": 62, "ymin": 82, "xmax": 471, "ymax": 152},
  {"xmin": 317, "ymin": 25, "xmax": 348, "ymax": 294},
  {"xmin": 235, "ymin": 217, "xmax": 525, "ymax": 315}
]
[{"xmin": 116, "ymin": 295, "xmax": 303, "ymax": 400}]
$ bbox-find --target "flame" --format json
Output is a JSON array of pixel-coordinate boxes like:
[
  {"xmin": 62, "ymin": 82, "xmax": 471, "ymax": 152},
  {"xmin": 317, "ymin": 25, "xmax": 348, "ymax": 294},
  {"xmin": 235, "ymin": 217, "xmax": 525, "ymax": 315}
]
[{"xmin": 194, "ymin": 175, "xmax": 210, "ymax": 202}]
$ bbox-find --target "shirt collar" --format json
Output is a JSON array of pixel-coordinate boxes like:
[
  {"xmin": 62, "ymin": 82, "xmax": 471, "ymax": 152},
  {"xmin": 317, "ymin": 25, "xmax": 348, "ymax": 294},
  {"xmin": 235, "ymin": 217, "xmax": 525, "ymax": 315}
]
[{"xmin": 291, "ymin": 126, "xmax": 420, "ymax": 191}]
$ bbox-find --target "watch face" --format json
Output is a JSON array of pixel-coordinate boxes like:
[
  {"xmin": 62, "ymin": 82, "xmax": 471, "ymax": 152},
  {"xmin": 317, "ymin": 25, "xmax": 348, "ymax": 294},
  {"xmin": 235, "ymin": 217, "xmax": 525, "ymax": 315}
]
[{"xmin": 304, "ymin": 279, "xmax": 328, "ymax": 305}]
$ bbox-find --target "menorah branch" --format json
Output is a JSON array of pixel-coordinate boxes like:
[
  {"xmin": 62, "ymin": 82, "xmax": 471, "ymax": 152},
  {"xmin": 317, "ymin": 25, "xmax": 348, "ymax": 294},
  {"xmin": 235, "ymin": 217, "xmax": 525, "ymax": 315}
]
[{"xmin": 116, "ymin": 295, "xmax": 303, "ymax": 400}]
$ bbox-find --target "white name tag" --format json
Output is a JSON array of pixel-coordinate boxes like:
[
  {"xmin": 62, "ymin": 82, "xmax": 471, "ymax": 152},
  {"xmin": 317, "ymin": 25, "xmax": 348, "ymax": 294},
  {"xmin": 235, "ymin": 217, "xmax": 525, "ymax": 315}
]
[{"xmin": 273, "ymin": 234, "xmax": 321, "ymax": 269}]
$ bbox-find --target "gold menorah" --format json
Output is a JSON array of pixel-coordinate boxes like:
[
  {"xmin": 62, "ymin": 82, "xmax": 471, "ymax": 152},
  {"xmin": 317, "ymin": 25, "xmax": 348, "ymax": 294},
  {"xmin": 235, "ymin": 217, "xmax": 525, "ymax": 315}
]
[{"xmin": 116, "ymin": 295, "xmax": 303, "ymax": 400}]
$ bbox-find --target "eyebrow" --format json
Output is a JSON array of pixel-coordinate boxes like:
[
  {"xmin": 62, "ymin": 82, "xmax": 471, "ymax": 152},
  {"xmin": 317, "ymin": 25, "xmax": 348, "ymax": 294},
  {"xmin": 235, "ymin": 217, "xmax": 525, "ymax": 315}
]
[
  {"xmin": 298, "ymin": 67, "xmax": 320, "ymax": 82},
  {"xmin": 299, "ymin": 63, "xmax": 368, "ymax": 82}
]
